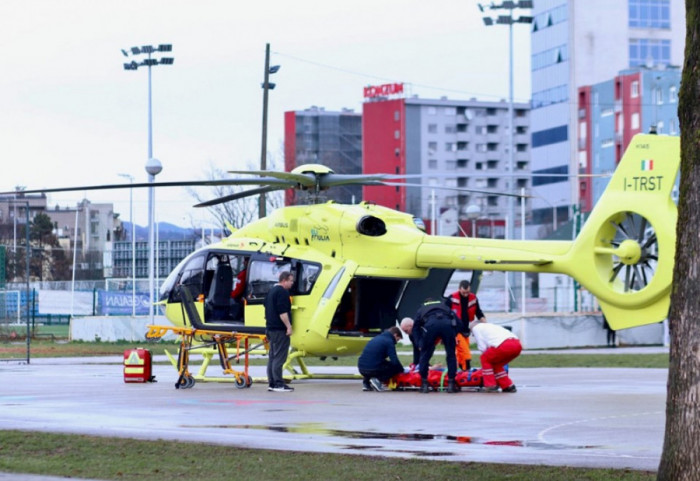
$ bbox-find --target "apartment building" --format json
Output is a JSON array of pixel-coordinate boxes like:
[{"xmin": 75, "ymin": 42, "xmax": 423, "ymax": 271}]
[
  {"xmin": 362, "ymin": 87, "xmax": 530, "ymax": 237},
  {"xmin": 529, "ymin": 0, "xmax": 685, "ymax": 231}
]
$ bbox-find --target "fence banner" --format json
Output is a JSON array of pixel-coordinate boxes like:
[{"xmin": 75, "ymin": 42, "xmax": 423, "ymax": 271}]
[{"xmin": 98, "ymin": 291, "xmax": 151, "ymax": 315}]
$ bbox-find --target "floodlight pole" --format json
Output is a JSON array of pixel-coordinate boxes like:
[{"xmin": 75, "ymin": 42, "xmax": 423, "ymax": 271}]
[
  {"xmin": 146, "ymin": 159, "xmax": 162, "ymax": 323},
  {"xmin": 122, "ymin": 43, "xmax": 173, "ymax": 323},
  {"xmin": 478, "ymin": 0, "xmax": 532, "ymax": 311}
]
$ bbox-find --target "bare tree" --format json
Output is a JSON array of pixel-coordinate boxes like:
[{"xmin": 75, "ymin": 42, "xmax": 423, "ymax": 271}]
[
  {"xmin": 188, "ymin": 154, "xmax": 284, "ymax": 234},
  {"xmin": 657, "ymin": 2, "xmax": 700, "ymax": 479}
]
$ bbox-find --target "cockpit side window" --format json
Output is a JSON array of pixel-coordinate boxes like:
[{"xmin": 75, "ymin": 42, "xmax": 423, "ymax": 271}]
[
  {"xmin": 178, "ymin": 253, "xmax": 207, "ymax": 298},
  {"xmin": 296, "ymin": 262, "xmax": 321, "ymax": 295},
  {"xmin": 159, "ymin": 252, "xmax": 206, "ymax": 302}
]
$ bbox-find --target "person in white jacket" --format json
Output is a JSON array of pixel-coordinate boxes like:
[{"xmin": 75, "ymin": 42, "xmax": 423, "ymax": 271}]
[{"xmin": 469, "ymin": 319, "xmax": 522, "ymax": 393}]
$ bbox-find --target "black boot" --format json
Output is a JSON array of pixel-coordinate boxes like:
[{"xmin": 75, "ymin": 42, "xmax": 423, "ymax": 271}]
[
  {"xmin": 447, "ymin": 379, "xmax": 459, "ymax": 393},
  {"xmin": 466, "ymin": 360, "xmax": 471, "ymax": 371},
  {"xmin": 420, "ymin": 379, "xmax": 430, "ymax": 393}
]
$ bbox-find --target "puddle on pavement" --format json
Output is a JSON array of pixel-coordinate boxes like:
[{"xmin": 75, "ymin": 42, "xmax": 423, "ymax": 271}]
[{"xmin": 182, "ymin": 423, "xmax": 599, "ymax": 451}]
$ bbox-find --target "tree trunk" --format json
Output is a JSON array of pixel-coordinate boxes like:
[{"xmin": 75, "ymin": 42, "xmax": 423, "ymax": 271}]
[{"xmin": 657, "ymin": 1, "xmax": 700, "ymax": 479}]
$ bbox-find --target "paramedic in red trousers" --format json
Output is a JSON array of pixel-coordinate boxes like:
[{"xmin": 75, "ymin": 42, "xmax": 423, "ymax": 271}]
[
  {"xmin": 448, "ymin": 280, "xmax": 486, "ymax": 371},
  {"xmin": 408, "ymin": 298, "xmax": 463, "ymax": 393},
  {"xmin": 469, "ymin": 319, "xmax": 521, "ymax": 393}
]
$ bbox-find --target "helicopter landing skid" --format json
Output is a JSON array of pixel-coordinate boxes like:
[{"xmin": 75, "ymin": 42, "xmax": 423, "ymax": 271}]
[
  {"xmin": 146, "ymin": 325, "xmax": 267, "ymax": 389},
  {"xmin": 281, "ymin": 350, "xmax": 362, "ymax": 381}
]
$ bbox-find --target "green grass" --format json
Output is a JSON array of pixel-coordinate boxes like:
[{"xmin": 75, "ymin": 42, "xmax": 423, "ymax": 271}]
[
  {"xmin": 0, "ymin": 430, "xmax": 656, "ymax": 481},
  {"xmin": 0, "ymin": 340, "xmax": 669, "ymax": 368},
  {"xmin": 301, "ymin": 351, "xmax": 669, "ymax": 369},
  {"xmin": 507, "ymin": 353, "xmax": 668, "ymax": 368}
]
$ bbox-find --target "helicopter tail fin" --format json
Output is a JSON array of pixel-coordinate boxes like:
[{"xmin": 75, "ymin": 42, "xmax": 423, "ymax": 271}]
[{"xmin": 569, "ymin": 133, "xmax": 679, "ymax": 330}]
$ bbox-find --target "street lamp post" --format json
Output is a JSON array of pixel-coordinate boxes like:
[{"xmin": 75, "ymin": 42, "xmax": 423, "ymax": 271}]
[
  {"xmin": 477, "ymin": 1, "xmax": 532, "ymax": 311},
  {"xmin": 118, "ymin": 173, "xmax": 136, "ymax": 316},
  {"xmin": 466, "ymin": 204, "xmax": 481, "ymax": 238},
  {"xmin": 145, "ymin": 159, "xmax": 162, "ymax": 322},
  {"xmin": 259, "ymin": 42, "xmax": 280, "ymax": 219},
  {"xmin": 122, "ymin": 44, "xmax": 173, "ymax": 322}
]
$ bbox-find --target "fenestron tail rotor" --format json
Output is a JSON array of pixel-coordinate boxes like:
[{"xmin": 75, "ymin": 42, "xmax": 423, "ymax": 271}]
[
  {"xmin": 599, "ymin": 212, "xmax": 658, "ymax": 293},
  {"xmin": 567, "ymin": 133, "xmax": 679, "ymax": 330}
]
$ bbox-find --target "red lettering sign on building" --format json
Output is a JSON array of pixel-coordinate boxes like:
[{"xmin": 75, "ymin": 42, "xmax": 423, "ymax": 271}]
[{"xmin": 363, "ymin": 83, "xmax": 404, "ymax": 99}]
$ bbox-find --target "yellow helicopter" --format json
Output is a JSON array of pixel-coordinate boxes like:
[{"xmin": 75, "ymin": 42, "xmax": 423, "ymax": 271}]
[
  {"xmin": 3, "ymin": 133, "xmax": 679, "ymax": 386},
  {"xmin": 155, "ymin": 133, "xmax": 677, "ymax": 385}
]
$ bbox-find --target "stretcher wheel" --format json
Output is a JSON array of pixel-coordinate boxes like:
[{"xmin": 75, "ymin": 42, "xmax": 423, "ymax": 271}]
[
  {"xmin": 235, "ymin": 376, "xmax": 247, "ymax": 389},
  {"xmin": 246, "ymin": 376, "xmax": 253, "ymax": 387},
  {"xmin": 176, "ymin": 375, "xmax": 195, "ymax": 389}
]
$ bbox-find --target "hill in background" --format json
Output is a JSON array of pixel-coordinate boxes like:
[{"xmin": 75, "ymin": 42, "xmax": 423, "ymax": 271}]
[{"xmin": 121, "ymin": 222, "xmax": 225, "ymax": 242}]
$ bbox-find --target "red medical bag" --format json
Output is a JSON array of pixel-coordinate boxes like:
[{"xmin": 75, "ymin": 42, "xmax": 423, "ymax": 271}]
[{"xmin": 123, "ymin": 348, "xmax": 155, "ymax": 383}]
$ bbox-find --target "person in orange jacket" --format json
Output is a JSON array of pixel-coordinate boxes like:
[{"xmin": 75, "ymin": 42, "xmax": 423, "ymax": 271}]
[{"xmin": 447, "ymin": 280, "xmax": 486, "ymax": 370}]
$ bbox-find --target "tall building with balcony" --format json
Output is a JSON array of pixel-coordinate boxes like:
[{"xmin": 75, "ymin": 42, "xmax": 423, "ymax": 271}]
[
  {"xmin": 0, "ymin": 195, "xmax": 119, "ymax": 280},
  {"xmin": 45, "ymin": 200, "xmax": 119, "ymax": 278},
  {"xmin": 577, "ymin": 66, "xmax": 680, "ymax": 212},
  {"xmin": 362, "ymin": 92, "xmax": 530, "ymax": 237},
  {"xmin": 284, "ymin": 106, "xmax": 362, "ymax": 205},
  {"xmin": 0, "ymin": 193, "xmax": 47, "ymax": 229},
  {"xmin": 529, "ymin": 0, "xmax": 685, "ymax": 233}
]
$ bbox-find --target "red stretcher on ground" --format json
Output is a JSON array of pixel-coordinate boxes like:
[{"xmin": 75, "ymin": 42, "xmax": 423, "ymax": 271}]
[{"xmin": 390, "ymin": 368, "xmax": 484, "ymax": 391}]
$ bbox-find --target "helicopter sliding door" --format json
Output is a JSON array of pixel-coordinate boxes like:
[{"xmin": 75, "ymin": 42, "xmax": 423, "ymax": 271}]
[{"xmin": 307, "ymin": 261, "xmax": 358, "ymax": 339}]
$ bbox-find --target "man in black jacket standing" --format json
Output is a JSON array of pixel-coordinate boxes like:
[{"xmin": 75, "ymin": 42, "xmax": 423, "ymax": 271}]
[
  {"xmin": 264, "ymin": 271, "xmax": 295, "ymax": 392},
  {"xmin": 357, "ymin": 326, "xmax": 404, "ymax": 392}
]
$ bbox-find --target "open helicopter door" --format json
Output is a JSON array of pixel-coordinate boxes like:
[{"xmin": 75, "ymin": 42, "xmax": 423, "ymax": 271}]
[
  {"xmin": 307, "ymin": 260, "xmax": 358, "ymax": 339},
  {"xmin": 396, "ymin": 268, "xmax": 455, "ymax": 321}
]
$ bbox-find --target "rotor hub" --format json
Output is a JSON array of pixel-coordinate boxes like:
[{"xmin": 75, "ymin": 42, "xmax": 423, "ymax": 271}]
[
  {"xmin": 595, "ymin": 212, "xmax": 659, "ymax": 293},
  {"xmin": 616, "ymin": 239, "xmax": 642, "ymax": 265}
]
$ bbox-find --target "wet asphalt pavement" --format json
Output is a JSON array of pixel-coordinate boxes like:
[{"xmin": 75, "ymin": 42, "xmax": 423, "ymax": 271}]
[{"xmin": 1, "ymin": 347, "xmax": 668, "ymax": 479}]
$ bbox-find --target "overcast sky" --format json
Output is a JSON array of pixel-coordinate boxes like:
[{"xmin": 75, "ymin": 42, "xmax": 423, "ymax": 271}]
[{"xmin": 0, "ymin": 0, "xmax": 531, "ymax": 227}]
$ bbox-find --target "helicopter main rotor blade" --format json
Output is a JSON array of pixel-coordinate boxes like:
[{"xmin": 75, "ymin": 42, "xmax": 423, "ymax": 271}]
[
  {"xmin": 317, "ymin": 174, "xmax": 393, "ymax": 187},
  {"xmin": 194, "ymin": 186, "xmax": 286, "ymax": 207},
  {"xmin": 0, "ymin": 178, "xmax": 296, "ymax": 197},
  {"xmin": 378, "ymin": 182, "xmax": 528, "ymax": 198},
  {"xmin": 227, "ymin": 170, "xmax": 318, "ymax": 187}
]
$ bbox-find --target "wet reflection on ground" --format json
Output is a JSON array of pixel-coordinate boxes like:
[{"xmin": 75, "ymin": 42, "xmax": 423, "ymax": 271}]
[{"xmin": 183, "ymin": 423, "xmax": 600, "ymax": 451}]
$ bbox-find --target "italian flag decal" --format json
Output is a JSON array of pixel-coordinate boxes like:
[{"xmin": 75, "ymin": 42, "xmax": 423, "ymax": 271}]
[{"xmin": 641, "ymin": 159, "xmax": 654, "ymax": 171}]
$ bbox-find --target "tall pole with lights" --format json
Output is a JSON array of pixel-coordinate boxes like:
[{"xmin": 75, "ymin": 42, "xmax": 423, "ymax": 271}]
[
  {"xmin": 122, "ymin": 44, "xmax": 173, "ymax": 322},
  {"xmin": 259, "ymin": 43, "xmax": 280, "ymax": 219},
  {"xmin": 477, "ymin": 1, "xmax": 532, "ymax": 310}
]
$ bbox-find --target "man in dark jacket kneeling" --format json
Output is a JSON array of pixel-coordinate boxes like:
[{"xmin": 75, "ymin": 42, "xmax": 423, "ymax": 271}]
[{"xmin": 357, "ymin": 326, "xmax": 404, "ymax": 392}]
